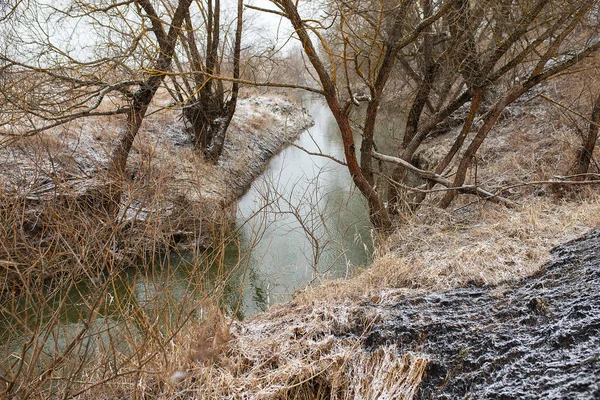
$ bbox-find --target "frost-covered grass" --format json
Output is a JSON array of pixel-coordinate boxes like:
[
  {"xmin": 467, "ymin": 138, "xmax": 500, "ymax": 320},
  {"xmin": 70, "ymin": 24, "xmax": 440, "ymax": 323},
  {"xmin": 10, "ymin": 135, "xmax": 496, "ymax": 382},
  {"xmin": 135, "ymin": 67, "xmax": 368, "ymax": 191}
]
[{"xmin": 0, "ymin": 94, "xmax": 313, "ymax": 399}]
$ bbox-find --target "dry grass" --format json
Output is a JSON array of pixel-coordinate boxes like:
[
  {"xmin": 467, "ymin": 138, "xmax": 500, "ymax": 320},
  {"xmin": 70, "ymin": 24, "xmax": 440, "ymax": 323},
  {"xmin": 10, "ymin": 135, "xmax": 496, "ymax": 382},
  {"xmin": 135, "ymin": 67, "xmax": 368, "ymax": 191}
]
[
  {"xmin": 64, "ymin": 63, "xmax": 600, "ymax": 399},
  {"xmin": 293, "ymin": 193, "xmax": 600, "ymax": 306},
  {"xmin": 300, "ymin": 63, "xmax": 600, "ymax": 305},
  {"xmin": 0, "ymin": 167, "xmax": 233, "ymax": 398},
  {"xmin": 90, "ymin": 299, "xmax": 427, "ymax": 400},
  {"xmin": 0, "ymin": 93, "xmax": 313, "ymax": 399},
  {"xmin": 1, "ymin": 53, "xmax": 599, "ymax": 399}
]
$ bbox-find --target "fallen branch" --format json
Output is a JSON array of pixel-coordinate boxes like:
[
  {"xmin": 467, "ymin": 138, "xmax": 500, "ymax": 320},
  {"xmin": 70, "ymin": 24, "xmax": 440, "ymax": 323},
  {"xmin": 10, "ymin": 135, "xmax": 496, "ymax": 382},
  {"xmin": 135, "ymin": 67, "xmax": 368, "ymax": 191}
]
[
  {"xmin": 382, "ymin": 174, "xmax": 482, "ymax": 194},
  {"xmin": 371, "ymin": 151, "xmax": 517, "ymax": 207},
  {"xmin": 496, "ymin": 178, "xmax": 600, "ymax": 194}
]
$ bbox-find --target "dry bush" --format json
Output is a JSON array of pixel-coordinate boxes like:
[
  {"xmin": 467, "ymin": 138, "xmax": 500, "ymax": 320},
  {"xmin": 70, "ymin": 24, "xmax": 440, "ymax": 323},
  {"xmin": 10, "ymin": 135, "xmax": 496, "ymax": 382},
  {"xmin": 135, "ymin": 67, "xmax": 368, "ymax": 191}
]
[
  {"xmin": 0, "ymin": 140, "xmax": 238, "ymax": 399},
  {"xmin": 142, "ymin": 300, "xmax": 428, "ymax": 400},
  {"xmin": 247, "ymin": 112, "xmax": 275, "ymax": 131},
  {"xmin": 0, "ymin": 93, "xmax": 313, "ymax": 398}
]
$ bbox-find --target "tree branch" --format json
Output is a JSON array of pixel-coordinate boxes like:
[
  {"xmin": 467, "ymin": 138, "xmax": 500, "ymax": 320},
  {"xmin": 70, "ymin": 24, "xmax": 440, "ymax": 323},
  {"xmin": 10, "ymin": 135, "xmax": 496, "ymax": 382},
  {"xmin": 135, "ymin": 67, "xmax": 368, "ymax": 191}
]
[{"xmin": 372, "ymin": 151, "xmax": 517, "ymax": 207}]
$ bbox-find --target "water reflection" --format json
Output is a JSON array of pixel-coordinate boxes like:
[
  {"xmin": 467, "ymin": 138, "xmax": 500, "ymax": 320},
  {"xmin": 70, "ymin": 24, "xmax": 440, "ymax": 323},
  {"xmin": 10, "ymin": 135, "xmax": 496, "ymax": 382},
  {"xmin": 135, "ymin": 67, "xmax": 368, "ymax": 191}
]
[{"xmin": 232, "ymin": 95, "xmax": 372, "ymax": 316}]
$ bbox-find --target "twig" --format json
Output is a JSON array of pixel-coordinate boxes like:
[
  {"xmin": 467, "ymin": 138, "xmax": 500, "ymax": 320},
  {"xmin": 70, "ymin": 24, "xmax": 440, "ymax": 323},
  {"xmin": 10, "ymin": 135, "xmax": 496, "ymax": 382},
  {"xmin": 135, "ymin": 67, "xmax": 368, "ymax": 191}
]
[
  {"xmin": 496, "ymin": 178, "xmax": 600, "ymax": 194},
  {"xmin": 291, "ymin": 142, "xmax": 347, "ymax": 166},
  {"xmin": 537, "ymin": 94, "xmax": 600, "ymax": 128}
]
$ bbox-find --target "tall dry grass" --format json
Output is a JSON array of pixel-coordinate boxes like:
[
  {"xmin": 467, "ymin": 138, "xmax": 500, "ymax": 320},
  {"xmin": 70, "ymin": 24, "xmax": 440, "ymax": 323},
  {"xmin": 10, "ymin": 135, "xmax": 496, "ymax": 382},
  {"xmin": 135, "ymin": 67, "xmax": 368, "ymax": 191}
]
[{"xmin": 0, "ymin": 130, "xmax": 255, "ymax": 399}]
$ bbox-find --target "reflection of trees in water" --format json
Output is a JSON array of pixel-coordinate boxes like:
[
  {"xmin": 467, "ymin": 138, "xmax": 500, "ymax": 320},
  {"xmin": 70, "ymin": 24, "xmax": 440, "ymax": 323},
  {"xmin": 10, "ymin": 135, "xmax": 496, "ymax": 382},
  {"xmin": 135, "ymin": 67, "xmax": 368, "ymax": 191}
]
[{"xmin": 219, "ymin": 98, "xmax": 375, "ymax": 314}]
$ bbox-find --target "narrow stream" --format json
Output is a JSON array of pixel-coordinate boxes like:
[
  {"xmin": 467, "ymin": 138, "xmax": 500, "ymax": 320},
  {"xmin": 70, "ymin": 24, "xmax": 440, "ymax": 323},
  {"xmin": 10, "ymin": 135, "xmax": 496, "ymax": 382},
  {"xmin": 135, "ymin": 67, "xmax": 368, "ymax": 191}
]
[
  {"xmin": 230, "ymin": 95, "xmax": 372, "ymax": 316},
  {"xmin": 0, "ymin": 96, "xmax": 372, "ymax": 355}
]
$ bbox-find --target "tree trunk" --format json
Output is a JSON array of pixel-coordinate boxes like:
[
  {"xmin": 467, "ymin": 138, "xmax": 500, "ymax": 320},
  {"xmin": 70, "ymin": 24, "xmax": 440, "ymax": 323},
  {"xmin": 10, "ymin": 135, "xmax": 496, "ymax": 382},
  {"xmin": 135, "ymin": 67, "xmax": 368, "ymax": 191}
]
[
  {"xmin": 438, "ymin": 91, "xmax": 517, "ymax": 208},
  {"xmin": 107, "ymin": 0, "xmax": 193, "ymax": 179},
  {"xmin": 574, "ymin": 93, "xmax": 600, "ymax": 179},
  {"xmin": 205, "ymin": 0, "xmax": 243, "ymax": 164},
  {"xmin": 278, "ymin": 0, "xmax": 393, "ymax": 232},
  {"xmin": 387, "ymin": 0, "xmax": 437, "ymax": 214},
  {"xmin": 411, "ymin": 89, "xmax": 483, "ymax": 209}
]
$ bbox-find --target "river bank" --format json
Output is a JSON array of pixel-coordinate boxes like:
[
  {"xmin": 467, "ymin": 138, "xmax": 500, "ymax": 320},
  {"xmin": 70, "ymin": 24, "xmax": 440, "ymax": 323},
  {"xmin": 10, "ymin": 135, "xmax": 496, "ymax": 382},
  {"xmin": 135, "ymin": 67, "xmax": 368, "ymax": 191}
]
[
  {"xmin": 149, "ymin": 72, "xmax": 600, "ymax": 398},
  {"xmin": 150, "ymin": 196, "xmax": 599, "ymax": 399},
  {"xmin": 0, "ymin": 95, "xmax": 313, "ymax": 292},
  {"xmin": 0, "ymin": 94, "xmax": 318, "ymax": 398},
  {"xmin": 3, "ymin": 73, "xmax": 600, "ymax": 398}
]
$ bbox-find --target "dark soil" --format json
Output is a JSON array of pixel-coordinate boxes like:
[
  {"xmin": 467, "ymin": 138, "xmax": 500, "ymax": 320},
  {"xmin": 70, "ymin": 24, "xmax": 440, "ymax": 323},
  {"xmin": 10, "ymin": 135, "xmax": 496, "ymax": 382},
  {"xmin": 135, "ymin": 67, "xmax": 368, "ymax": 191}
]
[{"xmin": 364, "ymin": 230, "xmax": 600, "ymax": 399}]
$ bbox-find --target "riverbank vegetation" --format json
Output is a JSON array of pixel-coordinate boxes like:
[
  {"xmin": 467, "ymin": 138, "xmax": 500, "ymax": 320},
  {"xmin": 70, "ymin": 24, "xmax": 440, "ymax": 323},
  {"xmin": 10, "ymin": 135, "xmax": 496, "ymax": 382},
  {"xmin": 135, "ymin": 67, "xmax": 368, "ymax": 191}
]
[{"xmin": 2, "ymin": 0, "xmax": 600, "ymax": 398}]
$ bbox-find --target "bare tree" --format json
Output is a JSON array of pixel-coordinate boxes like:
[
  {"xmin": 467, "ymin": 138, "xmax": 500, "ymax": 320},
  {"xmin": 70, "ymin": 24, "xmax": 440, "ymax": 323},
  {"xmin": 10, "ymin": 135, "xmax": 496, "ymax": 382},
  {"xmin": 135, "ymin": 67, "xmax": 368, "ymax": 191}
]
[
  {"xmin": 574, "ymin": 93, "xmax": 600, "ymax": 179},
  {"xmin": 266, "ymin": 0, "xmax": 460, "ymax": 232},
  {"xmin": 385, "ymin": 0, "xmax": 600, "ymax": 209},
  {"xmin": 172, "ymin": 0, "xmax": 244, "ymax": 163},
  {"xmin": 108, "ymin": 0, "xmax": 194, "ymax": 179},
  {"xmin": 0, "ymin": 0, "xmax": 195, "ymax": 188},
  {"xmin": 263, "ymin": 0, "xmax": 600, "ymax": 232}
]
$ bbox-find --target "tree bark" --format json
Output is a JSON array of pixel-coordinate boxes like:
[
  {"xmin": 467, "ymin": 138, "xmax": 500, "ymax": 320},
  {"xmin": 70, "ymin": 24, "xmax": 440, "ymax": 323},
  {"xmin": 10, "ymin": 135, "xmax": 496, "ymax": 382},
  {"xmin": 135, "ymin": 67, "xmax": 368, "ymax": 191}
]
[
  {"xmin": 205, "ymin": 0, "xmax": 243, "ymax": 164},
  {"xmin": 108, "ymin": 0, "xmax": 193, "ymax": 179},
  {"xmin": 574, "ymin": 93, "xmax": 600, "ymax": 179},
  {"xmin": 278, "ymin": 0, "xmax": 393, "ymax": 232}
]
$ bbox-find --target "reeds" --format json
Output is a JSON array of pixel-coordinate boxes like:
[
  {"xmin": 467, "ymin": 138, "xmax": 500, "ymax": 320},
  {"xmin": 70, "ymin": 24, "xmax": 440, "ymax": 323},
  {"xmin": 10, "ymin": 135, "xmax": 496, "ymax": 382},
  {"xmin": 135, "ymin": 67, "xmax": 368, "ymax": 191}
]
[{"xmin": 0, "ymin": 120, "xmax": 245, "ymax": 398}]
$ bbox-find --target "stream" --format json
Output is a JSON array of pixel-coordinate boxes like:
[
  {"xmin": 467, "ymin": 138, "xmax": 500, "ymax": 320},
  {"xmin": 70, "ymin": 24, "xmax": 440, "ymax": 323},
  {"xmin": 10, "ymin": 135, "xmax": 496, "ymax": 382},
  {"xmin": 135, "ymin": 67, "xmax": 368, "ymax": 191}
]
[
  {"xmin": 0, "ymin": 96, "xmax": 373, "ymax": 353},
  {"xmin": 229, "ymin": 95, "xmax": 372, "ymax": 316}
]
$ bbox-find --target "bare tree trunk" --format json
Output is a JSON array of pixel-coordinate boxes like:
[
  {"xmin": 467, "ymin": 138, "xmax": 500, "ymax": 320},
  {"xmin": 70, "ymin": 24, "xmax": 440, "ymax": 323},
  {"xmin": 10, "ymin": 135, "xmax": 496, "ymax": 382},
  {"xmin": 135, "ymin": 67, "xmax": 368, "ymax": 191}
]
[
  {"xmin": 278, "ymin": 0, "xmax": 393, "ymax": 232},
  {"xmin": 108, "ymin": 0, "xmax": 193, "ymax": 179},
  {"xmin": 411, "ymin": 89, "xmax": 483, "ymax": 209},
  {"xmin": 574, "ymin": 93, "xmax": 600, "ymax": 179},
  {"xmin": 388, "ymin": 0, "xmax": 437, "ymax": 214},
  {"xmin": 359, "ymin": 1, "xmax": 412, "ymax": 188},
  {"xmin": 205, "ymin": 0, "xmax": 243, "ymax": 164},
  {"xmin": 438, "ymin": 92, "xmax": 517, "ymax": 208}
]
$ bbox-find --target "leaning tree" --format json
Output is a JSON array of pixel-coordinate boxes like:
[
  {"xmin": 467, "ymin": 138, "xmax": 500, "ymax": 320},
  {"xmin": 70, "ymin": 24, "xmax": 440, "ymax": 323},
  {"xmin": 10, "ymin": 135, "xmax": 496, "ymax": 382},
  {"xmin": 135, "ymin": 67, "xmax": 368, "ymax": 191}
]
[{"xmin": 260, "ymin": 0, "xmax": 600, "ymax": 232}]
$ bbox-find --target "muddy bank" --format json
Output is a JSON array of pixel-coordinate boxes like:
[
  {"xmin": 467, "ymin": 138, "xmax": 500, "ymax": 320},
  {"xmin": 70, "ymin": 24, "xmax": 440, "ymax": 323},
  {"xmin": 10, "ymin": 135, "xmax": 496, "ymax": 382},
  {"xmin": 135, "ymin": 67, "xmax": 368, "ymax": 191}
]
[
  {"xmin": 168, "ymin": 96, "xmax": 314, "ymax": 206},
  {"xmin": 362, "ymin": 229, "xmax": 600, "ymax": 399}
]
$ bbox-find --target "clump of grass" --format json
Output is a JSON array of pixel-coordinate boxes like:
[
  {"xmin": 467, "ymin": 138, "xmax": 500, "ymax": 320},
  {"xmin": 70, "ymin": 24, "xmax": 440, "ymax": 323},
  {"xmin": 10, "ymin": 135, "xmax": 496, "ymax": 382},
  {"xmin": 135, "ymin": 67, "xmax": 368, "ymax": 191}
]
[
  {"xmin": 134, "ymin": 299, "xmax": 427, "ymax": 400},
  {"xmin": 300, "ymin": 190, "xmax": 600, "ymax": 305}
]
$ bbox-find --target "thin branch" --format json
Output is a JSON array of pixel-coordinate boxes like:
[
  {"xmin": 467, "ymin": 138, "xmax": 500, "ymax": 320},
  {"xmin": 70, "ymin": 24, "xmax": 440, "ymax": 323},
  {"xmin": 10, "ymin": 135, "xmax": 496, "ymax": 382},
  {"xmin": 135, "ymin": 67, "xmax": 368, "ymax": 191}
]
[
  {"xmin": 290, "ymin": 143, "xmax": 347, "ymax": 166},
  {"xmin": 496, "ymin": 178, "xmax": 600, "ymax": 193},
  {"xmin": 0, "ymin": 108, "xmax": 130, "ymax": 138},
  {"xmin": 381, "ymin": 174, "xmax": 478, "ymax": 194},
  {"xmin": 537, "ymin": 94, "xmax": 600, "ymax": 128},
  {"xmin": 157, "ymin": 70, "xmax": 325, "ymax": 94},
  {"xmin": 245, "ymin": 4, "xmax": 287, "ymax": 18}
]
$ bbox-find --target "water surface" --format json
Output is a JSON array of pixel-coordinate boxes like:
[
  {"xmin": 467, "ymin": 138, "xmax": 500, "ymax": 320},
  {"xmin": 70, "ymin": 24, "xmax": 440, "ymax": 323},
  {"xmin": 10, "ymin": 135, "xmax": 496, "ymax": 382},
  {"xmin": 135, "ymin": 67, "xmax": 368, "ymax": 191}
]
[{"xmin": 230, "ymin": 95, "xmax": 372, "ymax": 316}]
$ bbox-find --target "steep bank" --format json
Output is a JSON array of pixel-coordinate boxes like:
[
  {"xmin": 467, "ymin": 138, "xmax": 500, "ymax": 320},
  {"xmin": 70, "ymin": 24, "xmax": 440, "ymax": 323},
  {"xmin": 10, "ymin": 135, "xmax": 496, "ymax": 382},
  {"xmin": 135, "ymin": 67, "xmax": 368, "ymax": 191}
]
[
  {"xmin": 0, "ymin": 95, "xmax": 313, "ymax": 290},
  {"xmin": 0, "ymin": 95, "xmax": 313, "ymax": 210}
]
